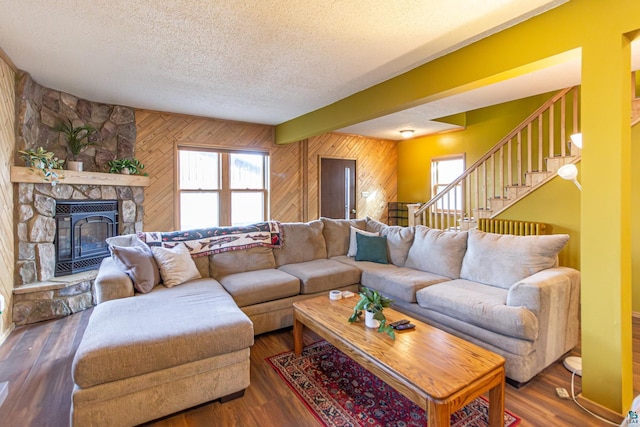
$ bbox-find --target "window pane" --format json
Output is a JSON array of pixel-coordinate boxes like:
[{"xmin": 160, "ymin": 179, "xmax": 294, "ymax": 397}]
[
  {"xmin": 180, "ymin": 192, "xmax": 219, "ymax": 229},
  {"xmin": 231, "ymin": 192, "xmax": 263, "ymax": 226},
  {"xmin": 230, "ymin": 153, "xmax": 264, "ymax": 189},
  {"xmin": 436, "ymin": 158, "xmax": 464, "ymax": 184},
  {"xmin": 179, "ymin": 150, "xmax": 219, "ymax": 190}
]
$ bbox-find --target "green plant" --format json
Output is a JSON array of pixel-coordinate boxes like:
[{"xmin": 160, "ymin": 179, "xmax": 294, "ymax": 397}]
[
  {"xmin": 107, "ymin": 158, "xmax": 148, "ymax": 175},
  {"xmin": 19, "ymin": 147, "xmax": 65, "ymax": 185},
  {"xmin": 348, "ymin": 287, "xmax": 395, "ymax": 338},
  {"xmin": 55, "ymin": 118, "xmax": 97, "ymax": 160}
]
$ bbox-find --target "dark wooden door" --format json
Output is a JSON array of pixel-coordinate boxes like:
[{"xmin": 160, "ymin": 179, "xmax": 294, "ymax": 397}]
[{"xmin": 320, "ymin": 158, "xmax": 356, "ymax": 219}]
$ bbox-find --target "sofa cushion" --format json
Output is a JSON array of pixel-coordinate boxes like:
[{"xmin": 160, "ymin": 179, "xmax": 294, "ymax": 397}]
[
  {"xmin": 381, "ymin": 226, "xmax": 415, "ymax": 267},
  {"xmin": 347, "ymin": 226, "xmax": 378, "ymax": 257},
  {"xmin": 218, "ymin": 269, "xmax": 300, "ymax": 307},
  {"xmin": 109, "ymin": 245, "xmax": 160, "ymax": 293},
  {"xmin": 361, "ymin": 267, "xmax": 449, "ymax": 303},
  {"xmin": 274, "ymin": 221, "xmax": 327, "ymax": 267},
  {"xmin": 365, "ymin": 216, "xmax": 388, "ymax": 233},
  {"xmin": 279, "ymin": 259, "xmax": 361, "ymax": 294},
  {"xmin": 72, "ymin": 279, "xmax": 254, "ymax": 389},
  {"xmin": 321, "ymin": 217, "xmax": 366, "ymax": 257},
  {"xmin": 405, "ymin": 226, "xmax": 468, "ymax": 278},
  {"xmin": 210, "ymin": 246, "xmax": 275, "ymax": 279},
  {"xmin": 355, "ymin": 233, "xmax": 388, "ymax": 264},
  {"xmin": 106, "ymin": 234, "xmax": 150, "ymax": 251},
  {"xmin": 460, "ymin": 229, "xmax": 569, "ymax": 289},
  {"xmin": 151, "ymin": 244, "xmax": 202, "ymax": 287},
  {"xmin": 416, "ymin": 279, "xmax": 539, "ymax": 341}
]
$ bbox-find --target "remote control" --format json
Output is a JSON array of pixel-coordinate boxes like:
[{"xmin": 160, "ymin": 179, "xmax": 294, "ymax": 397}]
[
  {"xmin": 389, "ymin": 319, "xmax": 410, "ymax": 329},
  {"xmin": 395, "ymin": 323, "xmax": 415, "ymax": 331}
]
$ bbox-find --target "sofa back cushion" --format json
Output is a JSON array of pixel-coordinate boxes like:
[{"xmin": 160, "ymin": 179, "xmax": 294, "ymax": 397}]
[
  {"xmin": 460, "ymin": 229, "xmax": 569, "ymax": 289},
  {"xmin": 405, "ymin": 226, "xmax": 468, "ymax": 278},
  {"xmin": 321, "ymin": 217, "xmax": 366, "ymax": 257},
  {"xmin": 209, "ymin": 246, "xmax": 276, "ymax": 279},
  {"xmin": 381, "ymin": 226, "xmax": 415, "ymax": 267},
  {"xmin": 274, "ymin": 220, "xmax": 327, "ymax": 267}
]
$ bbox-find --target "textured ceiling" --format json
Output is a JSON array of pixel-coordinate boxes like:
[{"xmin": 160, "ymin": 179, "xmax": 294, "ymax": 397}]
[{"xmin": 0, "ymin": 0, "xmax": 565, "ymax": 131}]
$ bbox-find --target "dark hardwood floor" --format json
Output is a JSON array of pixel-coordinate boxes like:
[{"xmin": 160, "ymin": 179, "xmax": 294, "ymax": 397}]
[{"xmin": 0, "ymin": 309, "xmax": 636, "ymax": 427}]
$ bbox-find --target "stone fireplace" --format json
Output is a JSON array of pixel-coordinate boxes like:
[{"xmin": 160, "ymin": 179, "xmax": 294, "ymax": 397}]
[
  {"xmin": 12, "ymin": 72, "xmax": 148, "ymax": 326},
  {"xmin": 12, "ymin": 182, "xmax": 145, "ymax": 325}
]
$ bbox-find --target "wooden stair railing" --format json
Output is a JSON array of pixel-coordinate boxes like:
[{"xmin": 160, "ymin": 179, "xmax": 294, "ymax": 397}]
[{"xmin": 410, "ymin": 86, "xmax": 580, "ymax": 229}]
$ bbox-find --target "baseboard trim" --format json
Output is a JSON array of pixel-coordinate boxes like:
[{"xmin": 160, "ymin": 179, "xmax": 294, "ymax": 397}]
[
  {"xmin": 0, "ymin": 323, "xmax": 15, "ymax": 348},
  {"xmin": 576, "ymin": 393, "xmax": 624, "ymax": 424}
]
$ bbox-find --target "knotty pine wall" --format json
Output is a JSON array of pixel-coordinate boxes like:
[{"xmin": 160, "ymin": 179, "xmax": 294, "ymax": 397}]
[
  {"xmin": 135, "ymin": 110, "xmax": 397, "ymax": 231},
  {"xmin": 0, "ymin": 53, "xmax": 15, "ymax": 340}
]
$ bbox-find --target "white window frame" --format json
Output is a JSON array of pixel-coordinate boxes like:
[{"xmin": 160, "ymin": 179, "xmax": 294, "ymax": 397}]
[
  {"xmin": 177, "ymin": 145, "xmax": 270, "ymax": 228},
  {"xmin": 431, "ymin": 154, "xmax": 465, "ymax": 213}
]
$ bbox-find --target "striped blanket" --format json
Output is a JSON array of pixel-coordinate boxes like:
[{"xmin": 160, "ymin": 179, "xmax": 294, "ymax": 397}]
[{"xmin": 137, "ymin": 221, "xmax": 282, "ymax": 257}]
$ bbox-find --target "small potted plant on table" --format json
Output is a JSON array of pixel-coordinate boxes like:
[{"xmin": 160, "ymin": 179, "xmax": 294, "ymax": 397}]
[{"xmin": 348, "ymin": 287, "xmax": 395, "ymax": 338}]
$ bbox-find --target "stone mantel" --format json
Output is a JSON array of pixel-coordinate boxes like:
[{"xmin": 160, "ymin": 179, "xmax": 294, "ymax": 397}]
[{"xmin": 10, "ymin": 166, "xmax": 150, "ymax": 187}]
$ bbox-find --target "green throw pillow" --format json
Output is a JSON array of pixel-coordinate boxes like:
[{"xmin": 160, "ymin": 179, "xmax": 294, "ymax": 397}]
[{"xmin": 355, "ymin": 233, "xmax": 388, "ymax": 264}]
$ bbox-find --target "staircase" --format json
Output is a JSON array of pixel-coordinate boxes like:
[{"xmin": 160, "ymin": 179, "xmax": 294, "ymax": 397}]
[{"xmin": 409, "ymin": 86, "xmax": 581, "ymax": 230}]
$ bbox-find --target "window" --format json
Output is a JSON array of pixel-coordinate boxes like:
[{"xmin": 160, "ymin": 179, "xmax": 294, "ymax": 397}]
[
  {"xmin": 178, "ymin": 147, "xmax": 269, "ymax": 229},
  {"xmin": 431, "ymin": 155, "xmax": 464, "ymax": 211}
]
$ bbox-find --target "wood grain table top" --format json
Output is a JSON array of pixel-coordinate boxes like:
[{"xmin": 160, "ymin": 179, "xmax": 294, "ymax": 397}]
[{"xmin": 293, "ymin": 295, "xmax": 505, "ymax": 402}]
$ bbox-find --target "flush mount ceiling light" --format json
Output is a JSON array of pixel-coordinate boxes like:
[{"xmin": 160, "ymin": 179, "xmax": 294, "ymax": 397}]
[{"xmin": 399, "ymin": 130, "xmax": 414, "ymax": 138}]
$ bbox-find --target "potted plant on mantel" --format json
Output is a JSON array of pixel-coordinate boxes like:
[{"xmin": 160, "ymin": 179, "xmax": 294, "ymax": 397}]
[
  {"xmin": 348, "ymin": 287, "xmax": 395, "ymax": 338},
  {"xmin": 107, "ymin": 157, "xmax": 148, "ymax": 176},
  {"xmin": 18, "ymin": 147, "xmax": 65, "ymax": 186},
  {"xmin": 55, "ymin": 118, "xmax": 97, "ymax": 171}
]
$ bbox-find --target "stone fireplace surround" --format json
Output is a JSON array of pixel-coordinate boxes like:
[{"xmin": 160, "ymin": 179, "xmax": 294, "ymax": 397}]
[
  {"xmin": 12, "ymin": 72, "xmax": 146, "ymax": 325},
  {"xmin": 13, "ymin": 181, "xmax": 145, "ymax": 326}
]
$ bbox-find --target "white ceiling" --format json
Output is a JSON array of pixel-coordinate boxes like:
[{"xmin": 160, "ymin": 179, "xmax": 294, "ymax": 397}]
[{"xmin": 0, "ymin": 0, "xmax": 567, "ymax": 136}]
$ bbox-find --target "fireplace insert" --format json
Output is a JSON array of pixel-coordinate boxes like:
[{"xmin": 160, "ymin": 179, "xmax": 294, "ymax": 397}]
[{"xmin": 55, "ymin": 200, "xmax": 119, "ymax": 276}]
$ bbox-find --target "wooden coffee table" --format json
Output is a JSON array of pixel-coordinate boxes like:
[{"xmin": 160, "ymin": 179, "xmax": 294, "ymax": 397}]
[{"xmin": 293, "ymin": 296, "xmax": 506, "ymax": 427}]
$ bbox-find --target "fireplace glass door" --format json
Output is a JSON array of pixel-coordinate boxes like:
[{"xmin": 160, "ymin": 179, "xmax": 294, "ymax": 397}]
[{"xmin": 54, "ymin": 200, "xmax": 119, "ymax": 276}]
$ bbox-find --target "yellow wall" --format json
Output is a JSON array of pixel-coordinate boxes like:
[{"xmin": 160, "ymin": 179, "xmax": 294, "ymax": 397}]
[
  {"xmin": 0, "ymin": 54, "xmax": 15, "ymax": 342},
  {"xmin": 398, "ymin": 92, "xmax": 581, "ymax": 269},
  {"xmin": 632, "ymin": 124, "xmax": 640, "ymax": 313},
  {"xmin": 398, "ymin": 92, "xmax": 556, "ymax": 202}
]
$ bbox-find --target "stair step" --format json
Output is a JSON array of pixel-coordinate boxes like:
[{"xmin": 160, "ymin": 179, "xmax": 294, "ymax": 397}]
[
  {"xmin": 489, "ymin": 197, "xmax": 511, "ymax": 211},
  {"xmin": 505, "ymin": 185, "xmax": 531, "ymax": 199},
  {"xmin": 472, "ymin": 208, "xmax": 493, "ymax": 219},
  {"xmin": 546, "ymin": 156, "xmax": 578, "ymax": 173},
  {"xmin": 457, "ymin": 218, "xmax": 478, "ymax": 231},
  {"xmin": 525, "ymin": 171, "xmax": 552, "ymax": 187}
]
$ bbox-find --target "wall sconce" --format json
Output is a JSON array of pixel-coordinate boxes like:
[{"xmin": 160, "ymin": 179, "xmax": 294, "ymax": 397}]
[
  {"xmin": 570, "ymin": 133, "xmax": 582, "ymax": 149},
  {"xmin": 558, "ymin": 163, "xmax": 582, "ymax": 191},
  {"xmin": 399, "ymin": 129, "xmax": 414, "ymax": 138}
]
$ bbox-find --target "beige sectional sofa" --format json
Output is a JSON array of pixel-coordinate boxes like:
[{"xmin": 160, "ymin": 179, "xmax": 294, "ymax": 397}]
[{"xmin": 71, "ymin": 217, "xmax": 579, "ymax": 425}]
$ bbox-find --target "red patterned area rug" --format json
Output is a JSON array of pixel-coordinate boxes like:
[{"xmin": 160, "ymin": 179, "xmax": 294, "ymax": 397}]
[{"xmin": 267, "ymin": 340, "xmax": 521, "ymax": 427}]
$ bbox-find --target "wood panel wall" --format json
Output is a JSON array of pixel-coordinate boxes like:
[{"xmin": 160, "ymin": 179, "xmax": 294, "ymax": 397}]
[
  {"xmin": 308, "ymin": 133, "xmax": 397, "ymax": 223},
  {"xmin": 135, "ymin": 110, "xmax": 302, "ymax": 230},
  {"xmin": 135, "ymin": 111, "xmax": 397, "ymax": 231},
  {"xmin": 0, "ymin": 56, "xmax": 15, "ymax": 340}
]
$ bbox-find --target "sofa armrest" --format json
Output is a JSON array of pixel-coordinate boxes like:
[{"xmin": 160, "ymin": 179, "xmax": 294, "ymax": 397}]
[
  {"xmin": 507, "ymin": 267, "xmax": 580, "ymax": 364},
  {"xmin": 95, "ymin": 257, "xmax": 134, "ymax": 304}
]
